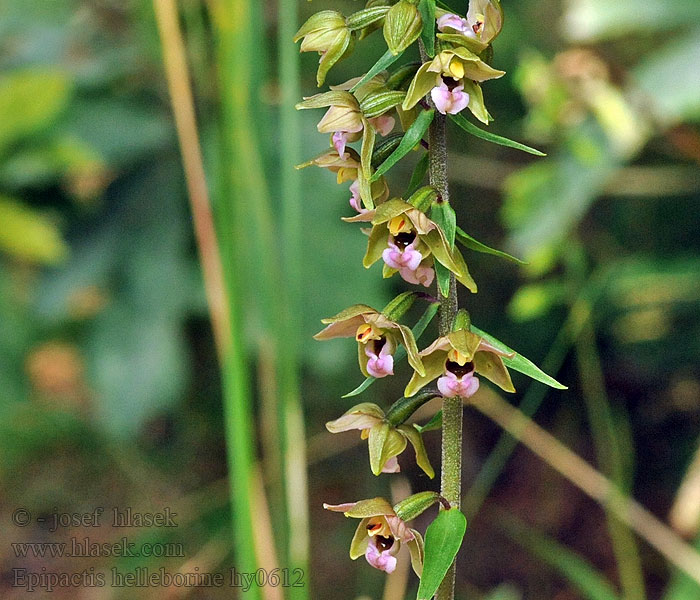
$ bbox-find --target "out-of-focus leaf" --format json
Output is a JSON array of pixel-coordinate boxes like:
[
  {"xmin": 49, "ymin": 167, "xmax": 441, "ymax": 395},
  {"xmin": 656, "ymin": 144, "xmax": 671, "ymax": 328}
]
[
  {"xmin": 634, "ymin": 28, "xmax": 700, "ymax": 124},
  {"xmin": 417, "ymin": 508, "xmax": 467, "ymax": 600},
  {"xmin": 0, "ymin": 70, "xmax": 71, "ymax": 154},
  {"xmin": 471, "ymin": 324, "xmax": 567, "ymax": 389},
  {"xmin": 486, "ymin": 585, "xmax": 522, "ymax": 600},
  {"xmin": 0, "ymin": 195, "xmax": 68, "ymax": 264},
  {"xmin": 502, "ymin": 122, "xmax": 619, "ymax": 261},
  {"xmin": 507, "ymin": 282, "xmax": 567, "ymax": 322},
  {"xmin": 562, "ymin": 0, "xmax": 700, "ymax": 41},
  {"xmin": 500, "ymin": 514, "xmax": 621, "ymax": 600}
]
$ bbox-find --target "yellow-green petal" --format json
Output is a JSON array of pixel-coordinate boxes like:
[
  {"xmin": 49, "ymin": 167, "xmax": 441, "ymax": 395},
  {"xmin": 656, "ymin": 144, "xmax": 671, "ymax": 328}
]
[
  {"xmin": 404, "ymin": 348, "xmax": 447, "ymax": 397},
  {"xmin": 398, "ymin": 424, "xmax": 435, "ymax": 478},
  {"xmin": 474, "ymin": 351, "xmax": 515, "ymax": 392},
  {"xmin": 364, "ymin": 225, "xmax": 390, "ymax": 267}
]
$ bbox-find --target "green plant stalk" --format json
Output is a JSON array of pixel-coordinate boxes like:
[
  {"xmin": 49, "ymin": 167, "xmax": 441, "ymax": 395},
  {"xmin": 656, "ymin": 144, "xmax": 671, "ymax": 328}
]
[
  {"xmin": 153, "ymin": 1, "xmax": 260, "ymax": 596},
  {"xmin": 210, "ymin": 0, "xmax": 287, "ymax": 595},
  {"xmin": 428, "ymin": 110, "xmax": 462, "ymax": 600},
  {"xmin": 278, "ymin": 0, "xmax": 310, "ymax": 595}
]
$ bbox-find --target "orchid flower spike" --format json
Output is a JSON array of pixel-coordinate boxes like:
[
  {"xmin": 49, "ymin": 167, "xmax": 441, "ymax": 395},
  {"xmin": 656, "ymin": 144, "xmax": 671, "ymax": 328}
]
[
  {"xmin": 314, "ymin": 304, "xmax": 424, "ymax": 379},
  {"xmin": 404, "ymin": 327, "xmax": 515, "ymax": 398},
  {"xmin": 326, "ymin": 402, "xmax": 434, "ymax": 477},
  {"xmin": 345, "ymin": 198, "xmax": 477, "ymax": 292},
  {"xmin": 324, "ymin": 498, "xmax": 424, "ymax": 575}
]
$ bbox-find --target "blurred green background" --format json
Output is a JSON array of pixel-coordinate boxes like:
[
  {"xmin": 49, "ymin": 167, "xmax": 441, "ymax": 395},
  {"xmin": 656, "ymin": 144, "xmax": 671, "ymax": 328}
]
[{"xmin": 0, "ymin": 0, "xmax": 699, "ymax": 598}]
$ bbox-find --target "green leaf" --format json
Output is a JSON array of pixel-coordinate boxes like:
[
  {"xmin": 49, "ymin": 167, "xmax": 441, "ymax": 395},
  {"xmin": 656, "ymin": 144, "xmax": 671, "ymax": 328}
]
[
  {"xmin": 501, "ymin": 515, "xmax": 620, "ymax": 600},
  {"xmin": 406, "ymin": 152, "xmax": 430, "ymax": 197},
  {"xmin": 351, "ymin": 49, "xmax": 404, "ymax": 93},
  {"xmin": 418, "ymin": 0, "xmax": 436, "ymax": 57},
  {"xmin": 0, "ymin": 195, "xmax": 68, "ymax": 264},
  {"xmin": 471, "ymin": 325, "xmax": 567, "ymax": 389},
  {"xmin": 456, "ymin": 226, "xmax": 526, "ymax": 264},
  {"xmin": 416, "ymin": 410, "xmax": 442, "ymax": 433},
  {"xmin": 430, "ymin": 202, "xmax": 457, "ymax": 298},
  {"xmin": 343, "ymin": 301, "xmax": 439, "ymax": 398},
  {"xmin": 449, "ymin": 113, "xmax": 546, "ymax": 156},
  {"xmin": 417, "ymin": 508, "xmax": 467, "ymax": 600},
  {"xmin": 0, "ymin": 70, "xmax": 72, "ymax": 155},
  {"xmin": 371, "ymin": 109, "xmax": 434, "ymax": 181}
]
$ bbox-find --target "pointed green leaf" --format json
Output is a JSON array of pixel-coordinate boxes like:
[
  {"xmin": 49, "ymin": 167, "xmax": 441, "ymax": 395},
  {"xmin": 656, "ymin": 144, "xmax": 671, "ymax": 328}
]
[
  {"xmin": 351, "ymin": 49, "xmax": 404, "ymax": 93},
  {"xmin": 471, "ymin": 325, "xmax": 567, "ymax": 389},
  {"xmin": 343, "ymin": 301, "xmax": 439, "ymax": 398},
  {"xmin": 417, "ymin": 508, "xmax": 467, "ymax": 600},
  {"xmin": 418, "ymin": 0, "xmax": 436, "ymax": 57},
  {"xmin": 449, "ymin": 113, "xmax": 547, "ymax": 156},
  {"xmin": 456, "ymin": 226, "xmax": 526, "ymax": 265},
  {"xmin": 416, "ymin": 410, "xmax": 442, "ymax": 433},
  {"xmin": 371, "ymin": 109, "xmax": 434, "ymax": 181},
  {"xmin": 431, "ymin": 202, "xmax": 457, "ymax": 298}
]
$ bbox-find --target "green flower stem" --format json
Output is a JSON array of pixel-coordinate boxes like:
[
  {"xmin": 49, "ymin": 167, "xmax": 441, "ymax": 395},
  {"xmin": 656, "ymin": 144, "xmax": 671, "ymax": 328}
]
[{"xmin": 422, "ymin": 39, "xmax": 462, "ymax": 598}]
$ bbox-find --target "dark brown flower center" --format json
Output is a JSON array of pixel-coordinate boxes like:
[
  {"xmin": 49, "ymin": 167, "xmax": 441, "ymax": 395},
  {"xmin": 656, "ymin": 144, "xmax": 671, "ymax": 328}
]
[
  {"xmin": 371, "ymin": 337, "xmax": 386, "ymax": 355},
  {"xmin": 393, "ymin": 231, "xmax": 416, "ymax": 249},
  {"xmin": 375, "ymin": 535, "xmax": 394, "ymax": 552},
  {"xmin": 445, "ymin": 360, "xmax": 474, "ymax": 378}
]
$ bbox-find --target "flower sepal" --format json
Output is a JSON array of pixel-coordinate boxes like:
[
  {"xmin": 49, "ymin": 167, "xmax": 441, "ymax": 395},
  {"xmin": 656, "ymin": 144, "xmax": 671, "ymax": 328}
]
[
  {"xmin": 324, "ymin": 497, "xmax": 426, "ymax": 575},
  {"xmin": 325, "ymin": 401, "xmax": 435, "ymax": 477},
  {"xmin": 314, "ymin": 304, "xmax": 425, "ymax": 378}
]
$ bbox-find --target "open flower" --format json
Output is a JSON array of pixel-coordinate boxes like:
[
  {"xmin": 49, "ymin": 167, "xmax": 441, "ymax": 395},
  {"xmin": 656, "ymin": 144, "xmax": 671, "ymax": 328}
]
[
  {"xmin": 296, "ymin": 148, "xmax": 389, "ymax": 213},
  {"xmin": 431, "ymin": 79, "xmax": 470, "ymax": 115},
  {"xmin": 402, "ymin": 48, "xmax": 505, "ymax": 123},
  {"xmin": 435, "ymin": 0, "xmax": 504, "ymax": 51},
  {"xmin": 314, "ymin": 304, "xmax": 424, "ymax": 379},
  {"xmin": 346, "ymin": 198, "xmax": 477, "ymax": 291},
  {"xmin": 326, "ymin": 402, "xmax": 434, "ymax": 477},
  {"xmin": 324, "ymin": 498, "xmax": 424, "ymax": 575},
  {"xmin": 404, "ymin": 328, "xmax": 515, "ymax": 397}
]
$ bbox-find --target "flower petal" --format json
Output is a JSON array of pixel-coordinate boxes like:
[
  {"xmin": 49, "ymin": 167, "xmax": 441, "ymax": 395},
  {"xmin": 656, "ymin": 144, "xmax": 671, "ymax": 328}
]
[
  {"xmin": 398, "ymin": 424, "xmax": 435, "ymax": 478},
  {"xmin": 326, "ymin": 402, "xmax": 385, "ymax": 433},
  {"xmin": 474, "ymin": 350, "xmax": 515, "ymax": 392},
  {"xmin": 404, "ymin": 348, "xmax": 448, "ymax": 397}
]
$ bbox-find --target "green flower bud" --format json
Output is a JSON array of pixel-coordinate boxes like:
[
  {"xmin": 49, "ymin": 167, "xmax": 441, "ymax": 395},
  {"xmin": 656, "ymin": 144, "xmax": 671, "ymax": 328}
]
[
  {"xmin": 294, "ymin": 11, "xmax": 353, "ymax": 86},
  {"xmin": 382, "ymin": 291, "xmax": 417, "ymax": 321},
  {"xmin": 407, "ymin": 185, "xmax": 439, "ymax": 212},
  {"xmin": 359, "ymin": 90, "xmax": 406, "ymax": 118},
  {"xmin": 383, "ymin": 0, "xmax": 423, "ymax": 55},
  {"xmin": 346, "ymin": 6, "xmax": 390, "ymax": 31},
  {"xmin": 393, "ymin": 491, "xmax": 440, "ymax": 522}
]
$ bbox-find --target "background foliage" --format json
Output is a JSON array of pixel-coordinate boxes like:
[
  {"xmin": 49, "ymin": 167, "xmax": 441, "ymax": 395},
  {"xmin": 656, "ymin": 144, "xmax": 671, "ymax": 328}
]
[{"xmin": 0, "ymin": 0, "xmax": 699, "ymax": 598}]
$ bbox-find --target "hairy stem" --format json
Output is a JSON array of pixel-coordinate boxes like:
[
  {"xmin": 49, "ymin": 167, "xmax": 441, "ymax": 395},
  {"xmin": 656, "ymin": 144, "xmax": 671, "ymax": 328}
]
[{"xmin": 428, "ymin": 109, "xmax": 461, "ymax": 600}]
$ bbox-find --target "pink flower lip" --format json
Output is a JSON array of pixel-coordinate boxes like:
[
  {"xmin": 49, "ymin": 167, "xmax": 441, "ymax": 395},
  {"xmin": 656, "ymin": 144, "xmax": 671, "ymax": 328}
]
[
  {"xmin": 365, "ymin": 343, "xmax": 394, "ymax": 378},
  {"xmin": 382, "ymin": 241, "xmax": 423, "ymax": 271},
  {"xmin": 431, "ymin": 79, "xmax": 470, "ymax": 115},
  {"xmin": 436, "ymin": 13, "xmax": 469, "ymax": 34},
  {"xmin": 399, "ymin": 265, "xmax": 435, "ymax": 288},
  {"xmin": 437, "ymin": 370, "xmax": 480, "ymax": 398},
  {"xmin": 365, "ymin": 537, "xmax": 398, "ymax": 573}
]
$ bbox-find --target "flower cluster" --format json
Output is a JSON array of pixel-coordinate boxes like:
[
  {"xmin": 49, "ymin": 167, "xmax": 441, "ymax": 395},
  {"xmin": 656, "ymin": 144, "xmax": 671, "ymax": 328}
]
[{"xmin": 293, "ymin": 0, "xmax": 547, "ymax": 583}]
